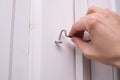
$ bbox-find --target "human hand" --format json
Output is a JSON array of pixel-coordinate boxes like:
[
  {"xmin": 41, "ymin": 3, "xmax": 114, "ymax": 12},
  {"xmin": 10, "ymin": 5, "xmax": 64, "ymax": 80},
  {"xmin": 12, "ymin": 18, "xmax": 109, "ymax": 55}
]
[{"xmin": 69, "ymin": 6, "xmax": 120, "ymax": 67}]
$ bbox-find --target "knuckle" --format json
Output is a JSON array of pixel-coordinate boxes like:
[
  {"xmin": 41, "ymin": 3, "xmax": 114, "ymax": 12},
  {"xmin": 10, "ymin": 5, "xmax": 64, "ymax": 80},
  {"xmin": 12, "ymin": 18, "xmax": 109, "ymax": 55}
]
[
  {"xmin": 87, "ymin": 6, "xmax": 96, "ymax": 14},
  {"xmin": 88, "ymin": 14, "xmax": 100, "ymax": 30},
  {"xmin": 91, "ymin": 17, "xmax": 99, "ymax": 24},
  {"xmin": 88, "ymin": 6, "xmax": 95, "ymax": 10},
  {"xmin": 103, "ymin": 8, "xmax": 111, "ymax": 17},
  {"xmin": 90, "ymin": 14, "xmax": 99, "ymax": 23}
]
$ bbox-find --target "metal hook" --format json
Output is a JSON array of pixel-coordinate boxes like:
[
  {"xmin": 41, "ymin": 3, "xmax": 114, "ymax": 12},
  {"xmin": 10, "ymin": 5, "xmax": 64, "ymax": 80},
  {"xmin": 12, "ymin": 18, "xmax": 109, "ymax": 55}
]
[{"xmin": 55, "ymin": 29, "xmax": 71, "ymax": 47}]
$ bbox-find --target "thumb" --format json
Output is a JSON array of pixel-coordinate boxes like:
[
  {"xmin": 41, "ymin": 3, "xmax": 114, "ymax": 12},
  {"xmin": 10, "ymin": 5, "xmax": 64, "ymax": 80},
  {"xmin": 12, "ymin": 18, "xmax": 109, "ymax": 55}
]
[{"xmin": 72, "ymin": 37, "xmax": 99, "ymax": 59}]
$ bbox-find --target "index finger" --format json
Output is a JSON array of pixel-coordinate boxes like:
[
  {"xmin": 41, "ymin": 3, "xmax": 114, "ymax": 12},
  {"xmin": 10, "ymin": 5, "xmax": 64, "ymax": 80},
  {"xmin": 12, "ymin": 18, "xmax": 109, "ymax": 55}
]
[{"xmin": 69, "ymin": 16, "xmax": 90, "ymax": 37}]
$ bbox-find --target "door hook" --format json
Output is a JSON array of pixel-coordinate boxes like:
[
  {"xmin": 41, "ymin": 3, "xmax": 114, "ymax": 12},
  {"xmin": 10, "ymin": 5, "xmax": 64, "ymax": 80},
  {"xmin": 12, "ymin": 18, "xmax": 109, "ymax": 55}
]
[{"xmin": 55, "ymin": 29, "xmax": 71, "ymax": 47}]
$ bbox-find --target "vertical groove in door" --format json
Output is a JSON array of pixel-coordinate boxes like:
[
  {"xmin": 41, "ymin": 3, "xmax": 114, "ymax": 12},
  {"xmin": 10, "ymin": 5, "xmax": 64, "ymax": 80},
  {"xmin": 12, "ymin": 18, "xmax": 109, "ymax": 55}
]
[
  {"xmin": 86, "ymin": 1, "xmax": 92, "ymax": 80},
  {"xmin": 74, "ymin": 47, "xmax": 76, "ymax": 80},
  {"xmin": 107, "ymin": 0, "xmax": 109, "ymax": 8},
  {"xmin": 87, "ymin": 0, "xmax": 89, "ymax": 8},
  {"xmin": 8, "ymin": 0, "xmax": 16, "ymax": 80},
  {"xmin": 112, "ymin": 67, "xmax": 114, "ymax": 80},
  {"xmin": 73, "ymin": 0, "xmax": 75, "ymax": 22},
  {"xmin": 74, "ymin": 0, "xmax": 91, "ymax": 80},
  {"xmin": 73, "ymin": 0, "xmax": 77, "ymax": 80},
  {"xmin": 73, "ymin": 0, "xmax": 76, "ymax": 80},
  {"xmin": 89, "ymin": 60, "xmax": 92, "ymax": 80}
]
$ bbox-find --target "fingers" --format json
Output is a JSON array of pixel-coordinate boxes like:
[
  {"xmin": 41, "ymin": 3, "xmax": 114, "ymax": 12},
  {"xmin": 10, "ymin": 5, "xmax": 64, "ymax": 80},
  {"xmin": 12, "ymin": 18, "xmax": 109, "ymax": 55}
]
[
  {"xmin": 72, "ymin": 37, "xmax": 99, "ymax": 59},
  {"xmin": 69, "ymin": 7, "xmax": 103, "ymax": 38},
  {"xmin": 86, "ymin": 6, "xmax": 104, "ymax": 15},
  {"xmin": 69, "ymin": 17, "xmax": 90, "ymax": 37},
  {"xmin": 69, "ymin": 14, "xmax": 99, "ymax": 37}
]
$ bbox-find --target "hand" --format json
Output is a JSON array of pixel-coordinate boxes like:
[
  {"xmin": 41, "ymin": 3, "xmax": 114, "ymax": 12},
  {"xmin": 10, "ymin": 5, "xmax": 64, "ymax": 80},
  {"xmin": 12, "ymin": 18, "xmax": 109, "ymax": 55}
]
[{"xmin": 69, "ymin": 6, "xmax": 120, "ymax": 67}]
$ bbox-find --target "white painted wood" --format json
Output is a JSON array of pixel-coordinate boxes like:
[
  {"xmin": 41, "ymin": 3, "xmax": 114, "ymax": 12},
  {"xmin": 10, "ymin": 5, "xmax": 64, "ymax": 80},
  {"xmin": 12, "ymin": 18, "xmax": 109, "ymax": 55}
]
[
  {"xmin": 0, "ymin": 0, "xmax": 13, "ymax": 80},
  {"xmin": 29, "ymin": 0, "xmax": 41, "ymax": 80},
  {"xmin": 88, "ymin": 0, "xmax": 109, "ymax": 8},
  {"xmin": 112, "ymin": 0, "xmax": 120, "ymax": 14},
  {"xmin": 29, "ymin": 0, "xmax": 120, "ymax": 80},
  {"xmin": 91, "ymin": 61, "xmax": 113, "ymax": 80},
  {"xmin": 113, "ymin": 68, "xmax": 120, "ymax": 80},
  {"xmin": 75, "ymin": 47, "xmax": 91, "ymax": 80},
  {"xmin": 41, "ymin": 0, "xmax": 75, "ymax": 80},
  {"xmin": 75, "ymin": 47, "xmax": 84, "ymax": 80},
  {"xmin": 82, "ymin": 56, "xmax": 91, "ymax": 80},
  {"xmin": 11, "ymin": 0, "xmax": 30, "ymax": 80},
  {"xmin": 108, "ymin": 0, "xmax": 117, "ymax": 12},
  {"xmin": 75, "ymin": 0, "xmax": 91, "ymax": 80},
  {"xmin": 75, "ymin": 0, "xmax": 88, "ymax": 20}
]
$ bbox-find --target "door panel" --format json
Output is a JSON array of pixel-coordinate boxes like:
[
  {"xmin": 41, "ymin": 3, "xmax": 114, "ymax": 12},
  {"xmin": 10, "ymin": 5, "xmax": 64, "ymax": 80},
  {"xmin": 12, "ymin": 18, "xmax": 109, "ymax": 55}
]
[
  {"xmin": 28, "ymin": 0, "xmax": 41, "ymax": 80},
  {"xmin": 74, "ymin": 0, "xmax": 91, "ymax": 80},
  {"xmin": 30, "ymin": 0, "xmax": 120, "ymax": 80},
  {"xmin": 0, "ymin": 0, "xmax": 13, "ymax": 80},
  {"xmin": 91, "ymin": 61, "xmax": 113, "ymax": 80},
  {"xmin": 11, "ymin": 0, "xmax": 30, "ymax": 80},
  {"xmin": 88, "ymin": 0, "xmax": 108, "ymax": 8},
  {"xmin": 0, "ymin": 0, "xmax": 30, "ymax": 80},
  {"xmin": 41, "ymin": 0, "xmax": 75, "ymax": 80}
]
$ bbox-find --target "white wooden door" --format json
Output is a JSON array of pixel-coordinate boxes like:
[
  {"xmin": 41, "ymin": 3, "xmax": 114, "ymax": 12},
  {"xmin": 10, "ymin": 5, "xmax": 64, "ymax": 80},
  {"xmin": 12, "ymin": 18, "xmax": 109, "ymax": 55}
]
[
  {"xmin": 0, "ymin": 0, "xmax": 120, "ymax": 80},
  {"xmin": 30, "ymin": 0, "xmax": 88, "ymax": 79},
  {"xmin": 32, "ymin": 0, "xmax": 120, "ymax": 80},
  {"xmin": 40, "ymin": 0, "xmax": 75, "ymax": 80},
  {"xmin": 0, "ymin": 0, "xmax": 30, "ymax": 80},
  {"xmin": 0, "ymin": 0, "xmax": 13, "ymax": 79},
  {"xmin": 11, "ymin": 0, "xmax": 30, "ymax": 80},
  {"xmin": 29, "ymin": 0, "xmax": 78, "ymax": 80}
]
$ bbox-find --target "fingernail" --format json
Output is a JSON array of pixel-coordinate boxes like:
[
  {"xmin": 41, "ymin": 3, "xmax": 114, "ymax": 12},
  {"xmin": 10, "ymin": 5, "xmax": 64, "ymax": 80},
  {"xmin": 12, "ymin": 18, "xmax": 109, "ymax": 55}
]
[{"xmin": 68, "ymin": 36, "xmax": 72, "ymax": 38}]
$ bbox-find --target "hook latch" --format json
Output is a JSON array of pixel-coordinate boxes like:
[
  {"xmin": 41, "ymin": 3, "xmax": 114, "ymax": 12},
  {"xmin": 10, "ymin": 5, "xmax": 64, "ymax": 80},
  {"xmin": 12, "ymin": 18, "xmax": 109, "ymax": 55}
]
[{"xmin": 55, "ymin": 29, "xmax": 71, "ymax": 47}]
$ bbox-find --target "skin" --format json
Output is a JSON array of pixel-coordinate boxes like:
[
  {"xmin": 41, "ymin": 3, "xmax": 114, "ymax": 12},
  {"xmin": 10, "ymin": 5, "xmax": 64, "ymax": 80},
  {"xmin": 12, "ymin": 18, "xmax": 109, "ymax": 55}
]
[{"xmin": 69, "ymin": 6, "xmax": 120, "ymax": 68}]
